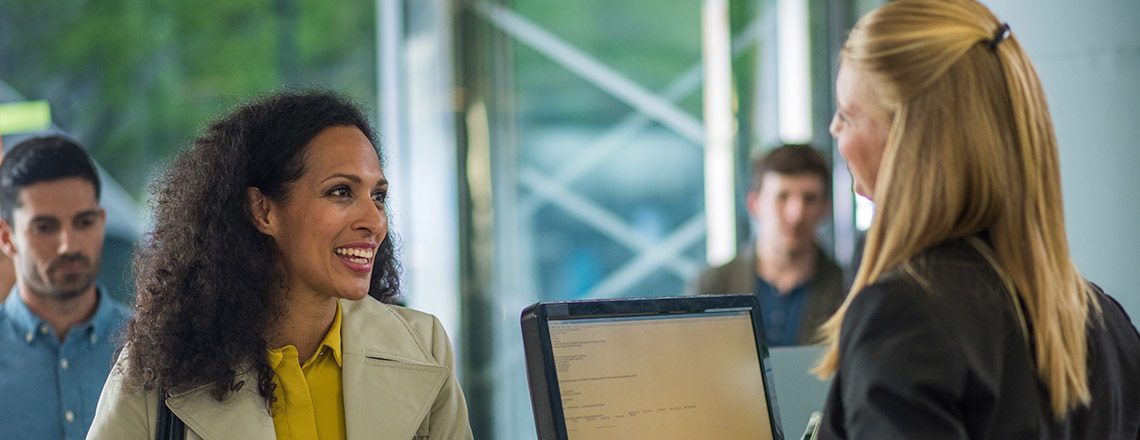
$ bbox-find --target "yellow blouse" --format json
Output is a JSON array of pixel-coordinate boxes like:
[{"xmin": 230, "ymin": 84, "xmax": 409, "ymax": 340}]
[{"xmin": 267, "ymin": 302, "xmax": 346, "ymax": 440}]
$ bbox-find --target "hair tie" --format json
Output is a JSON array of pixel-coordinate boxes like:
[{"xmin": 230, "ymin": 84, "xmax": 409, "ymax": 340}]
[{"xmin": 988, "ymin": 23, "xmax": 1011, "ymax": 50}]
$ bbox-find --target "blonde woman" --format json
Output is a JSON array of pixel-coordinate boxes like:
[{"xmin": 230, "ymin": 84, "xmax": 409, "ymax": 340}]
[{"xmin": 817, "ymin": 0, "xmax": 1140, "ymax": 438}]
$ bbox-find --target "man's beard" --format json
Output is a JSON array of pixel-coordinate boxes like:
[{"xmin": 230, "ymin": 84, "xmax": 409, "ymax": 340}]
[{"xmin": 26, "ymin": 254, "xmax": 100, "ymax": 301}]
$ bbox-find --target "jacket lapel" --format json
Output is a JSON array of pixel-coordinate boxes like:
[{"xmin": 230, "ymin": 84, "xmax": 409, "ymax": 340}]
[
  {"xmin": 162, "ymin": 298, "xmax": 448, "ymax": 440},
  {"xmin": 165, "ymin": 373, "xmax": 276, "ymax": 440},
  {"xmin": 341, "ymin": 298, "xmax": 450, "ymax": 439}
]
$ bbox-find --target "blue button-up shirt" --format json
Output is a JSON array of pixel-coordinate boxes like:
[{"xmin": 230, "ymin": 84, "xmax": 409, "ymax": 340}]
[
  {"xmin": 0, "ymin": 287, "xmax": 130, "ymax": 440},
  {"xmin": 755, "ymin": 277, "xmax": 808, "ymax": 347}
]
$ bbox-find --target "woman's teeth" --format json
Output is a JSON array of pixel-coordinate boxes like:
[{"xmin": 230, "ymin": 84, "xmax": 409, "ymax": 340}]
[{"xmin": 336, "ymin": 247, "xmax": 374, "ymax": 263}]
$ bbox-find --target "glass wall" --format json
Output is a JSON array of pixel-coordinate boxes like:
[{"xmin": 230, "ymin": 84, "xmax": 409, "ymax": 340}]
[
  {"xmin": 458, "ymin": 0, "xmax": 706, "ymax": 433},
  {"xmin": 451, "ymin": 0, "xmax": 846, "ymax": 437}
]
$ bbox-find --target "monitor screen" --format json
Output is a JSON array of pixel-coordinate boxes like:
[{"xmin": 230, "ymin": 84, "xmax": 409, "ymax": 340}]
[{"xmin": 522, "ymin": 295, "xmax": 783, "ymax": 440}]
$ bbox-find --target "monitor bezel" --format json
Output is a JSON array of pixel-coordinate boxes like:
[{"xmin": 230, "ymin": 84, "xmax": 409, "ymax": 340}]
[{"xmin": 520, "ymin": 294, "xmax": 785, "ymax": 440}]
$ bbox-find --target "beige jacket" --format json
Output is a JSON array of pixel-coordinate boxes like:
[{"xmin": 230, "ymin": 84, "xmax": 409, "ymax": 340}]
[{"xmin": 86, "ymin": 298, "xmax": 473, "ymax": 440}]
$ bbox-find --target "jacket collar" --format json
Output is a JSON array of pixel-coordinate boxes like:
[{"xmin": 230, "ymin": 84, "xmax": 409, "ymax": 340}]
[
  {"xmin": 164, "ymin": 297, "xmax": 447, "ymax": 440},
  {"xmin": 164, "ymin": 375, "xmax": 276, "ymax": 440},
  {"xmin": 340, "ymin": 298, "xmax": 450, "ymax": 439}
]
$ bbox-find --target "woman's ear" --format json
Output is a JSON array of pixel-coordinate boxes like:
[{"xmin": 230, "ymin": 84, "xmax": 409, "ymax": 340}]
[{"xmin": 247, "ymin": 187, "xmax": 275, "ymax": 236}]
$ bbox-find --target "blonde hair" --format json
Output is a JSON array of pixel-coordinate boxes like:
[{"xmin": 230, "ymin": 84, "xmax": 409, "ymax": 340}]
[{"xmin": 815, "ymin": 0, "xmax": 1097, "ymax": 418}]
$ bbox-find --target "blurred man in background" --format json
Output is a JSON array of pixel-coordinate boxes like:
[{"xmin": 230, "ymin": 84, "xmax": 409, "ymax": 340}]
[{"xmin": 688, "ymin": 145, "xmax": 846, "ymax": 346}]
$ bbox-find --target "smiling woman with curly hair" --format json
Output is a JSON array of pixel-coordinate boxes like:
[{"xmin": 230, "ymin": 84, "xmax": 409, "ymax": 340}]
[{"xmin": 87, "ymin": 90, "xmax": 472, "ymax": 439}]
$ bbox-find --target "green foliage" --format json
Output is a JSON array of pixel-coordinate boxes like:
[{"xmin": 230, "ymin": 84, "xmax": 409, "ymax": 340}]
[{"xmin": 0, "ymin": 0, "xmax": 378, "ymax": 201}]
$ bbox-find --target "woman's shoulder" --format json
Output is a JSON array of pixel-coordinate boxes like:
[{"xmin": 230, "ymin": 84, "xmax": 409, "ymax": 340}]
[
  {"xmin": 1090, "ymin": 285, "xmax": 1140, "ymax": 353},
  {"xmin": 845, "ymin": 239, "xmax": 1022, "ymax": 359},
  {"xmin": 88, "ymin": 353, "xmax": 162, "ymax": 439},
  {"xmin": 849, "ymin": 240, "xmax": 1012, "ymax": 331},
  {"xmin": 844, "ymin": 273, "xmax": 940, "ymax": 332},
  {"xmin": 869, "ymin": 239, "xmax": 1005, "ymax": 301}
]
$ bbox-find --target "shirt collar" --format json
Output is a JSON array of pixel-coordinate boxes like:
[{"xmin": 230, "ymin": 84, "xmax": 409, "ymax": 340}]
[
  {"xmin": 2, "ymin": 284, "xmax": 122, "ymax": 344},
  {"xmin": 323, "ymin": 300, "xmax": 343, "ymax": 367},
  {"xmin": 87, "ymin": 285, "xmax": 129, "ymax": 343},
  {"xmin": 267, "ymin": 301, "xmax": 344, "ymax": 369},
  {"xmin": 4, "ymin": 286, "xmax": 46, "ymax": 342}
]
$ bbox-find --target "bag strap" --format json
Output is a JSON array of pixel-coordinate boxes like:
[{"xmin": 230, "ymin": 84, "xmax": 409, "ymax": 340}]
[{"xmin": 156, "ymin": 390, "xmax": 187, "ymax": 440}]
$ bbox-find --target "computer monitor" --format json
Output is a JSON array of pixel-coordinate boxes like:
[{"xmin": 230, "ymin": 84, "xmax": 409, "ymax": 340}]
[{"xmin": 521, "ymin": 294, "xmax": 784, "ymax": 440}]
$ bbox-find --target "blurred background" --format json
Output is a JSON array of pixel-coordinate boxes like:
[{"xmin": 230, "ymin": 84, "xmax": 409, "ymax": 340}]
[{"xmin": 1, "ymin": 0, "xmax": 1137, "ymax": 438}]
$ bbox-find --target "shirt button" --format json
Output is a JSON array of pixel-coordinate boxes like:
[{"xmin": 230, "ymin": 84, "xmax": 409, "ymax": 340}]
[
  {"xmin": 65, "ymin": 411, "xmax": 75, "ymax": 422},
  {"xmin": 61, "ymin": 359, "xmax": 69, "ymax": 369},
  {"xmin": 39, "ymin": 325, "xmax": 49, "ymax": 335},
  {"xmin": 25, "ymin": 332, "xmax": 33, "ymax": 343}
]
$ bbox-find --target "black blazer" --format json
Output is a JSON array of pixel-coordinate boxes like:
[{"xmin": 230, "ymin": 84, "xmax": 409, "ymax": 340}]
[{"xmin": 820, "ymin": 238, "xmax": 1140, "ymax": 439}]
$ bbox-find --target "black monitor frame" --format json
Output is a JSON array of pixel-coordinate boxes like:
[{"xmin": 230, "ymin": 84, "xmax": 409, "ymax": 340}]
[{"xmin": 520, "ymin": 294, "xmax": 784, "ymax": 440}]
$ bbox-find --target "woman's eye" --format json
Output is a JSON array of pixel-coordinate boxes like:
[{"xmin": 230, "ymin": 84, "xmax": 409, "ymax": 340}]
[
  {"xmin": 329, "ymin": 186, "xmax": 350, "ymax": 198},
  {"xmin": 371, "ymin": 191, "xmax": 387, "ymax": 204}
]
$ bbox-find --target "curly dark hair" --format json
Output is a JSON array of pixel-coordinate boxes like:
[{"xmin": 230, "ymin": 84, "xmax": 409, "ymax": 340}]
[{"xmin": 121, "ymin": 89, "xmax": 401, "ymax": 407}]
